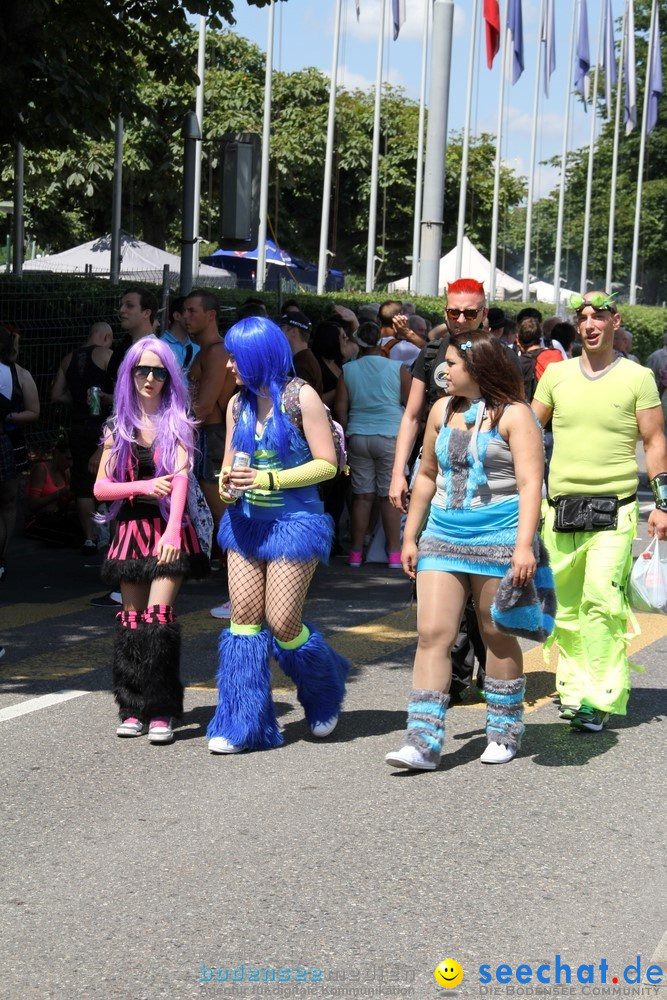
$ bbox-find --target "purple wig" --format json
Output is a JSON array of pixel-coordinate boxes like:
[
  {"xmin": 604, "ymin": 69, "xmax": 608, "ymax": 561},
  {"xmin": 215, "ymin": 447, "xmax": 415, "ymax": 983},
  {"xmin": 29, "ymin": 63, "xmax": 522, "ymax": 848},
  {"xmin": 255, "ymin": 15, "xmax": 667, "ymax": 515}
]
[{"xmin": 101, "ymin": 336, "xmax": 197, "ymax": 520}]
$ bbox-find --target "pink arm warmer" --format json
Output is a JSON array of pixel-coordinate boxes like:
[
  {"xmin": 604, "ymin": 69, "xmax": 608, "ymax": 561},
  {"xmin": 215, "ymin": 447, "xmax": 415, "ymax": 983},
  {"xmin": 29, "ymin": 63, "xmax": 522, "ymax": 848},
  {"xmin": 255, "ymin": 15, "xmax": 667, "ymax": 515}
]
[
  {"xmin": 94, "ymin": 477, "xmax": 160, "ymax": 501},
  {"xmin": 159, "ymin": 475, "xmax": 188, "ymax": 548}
]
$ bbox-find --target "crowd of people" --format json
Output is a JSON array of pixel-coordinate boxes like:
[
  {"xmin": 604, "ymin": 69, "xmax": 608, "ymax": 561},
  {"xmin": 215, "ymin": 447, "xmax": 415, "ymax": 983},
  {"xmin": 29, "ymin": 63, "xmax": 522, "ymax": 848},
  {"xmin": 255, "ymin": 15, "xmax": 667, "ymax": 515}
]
[{"xmin": 2, "ymin": 279, "xmax": 666, "ymax": 768}]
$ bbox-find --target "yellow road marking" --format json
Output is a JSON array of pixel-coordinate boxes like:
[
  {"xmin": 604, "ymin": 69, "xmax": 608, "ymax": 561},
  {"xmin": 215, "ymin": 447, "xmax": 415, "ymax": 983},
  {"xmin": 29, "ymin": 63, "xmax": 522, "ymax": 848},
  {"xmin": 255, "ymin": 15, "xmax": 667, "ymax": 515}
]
[{"xmin": 3, "ymin": 595, "xmax": 666, "ymax": 712}]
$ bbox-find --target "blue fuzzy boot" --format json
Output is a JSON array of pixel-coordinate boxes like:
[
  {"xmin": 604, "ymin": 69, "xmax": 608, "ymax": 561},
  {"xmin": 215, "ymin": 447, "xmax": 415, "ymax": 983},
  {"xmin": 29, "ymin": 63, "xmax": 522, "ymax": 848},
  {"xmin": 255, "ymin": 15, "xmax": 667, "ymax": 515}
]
[
  {"xmin": 272, "ymin": 624, "xmax": 350, "ymax": 737},
  {"xmin": 207, "ymin": 623, "xmax": 283, "ymax": 752}
]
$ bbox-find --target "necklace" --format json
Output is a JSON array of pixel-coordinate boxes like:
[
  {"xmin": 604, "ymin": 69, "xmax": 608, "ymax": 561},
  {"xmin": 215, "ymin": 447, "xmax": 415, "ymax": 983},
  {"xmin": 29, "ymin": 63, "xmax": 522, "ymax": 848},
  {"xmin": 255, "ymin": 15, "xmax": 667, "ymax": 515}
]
[{"xmin": 463, "ymin": 399, "xmax": 483, "ymax": 426}]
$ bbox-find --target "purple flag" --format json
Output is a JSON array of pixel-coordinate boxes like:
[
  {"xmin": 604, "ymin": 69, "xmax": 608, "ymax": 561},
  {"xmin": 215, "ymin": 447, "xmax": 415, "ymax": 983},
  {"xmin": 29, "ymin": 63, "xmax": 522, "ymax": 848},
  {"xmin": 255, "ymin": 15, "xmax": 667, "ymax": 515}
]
[
  {"xmin": 647, "ymin": 5, "xmax": 663, "ymax": 133},
  {"xmin": 575, "ymin": 0, "xmax": 591, "ymax": 103},
  {"xmin": 602, "ymin": 0, "xmax": 617, "ymax": 117},
  {"xmin": 542, "ymin": 0, "xmax": 556, "ymax": 97},
  {"xmin": 392, "ymin": 0, "xmax": 406, "ymax": 40},
  {"xmin": 624, "ymin": 0, "xmax": 637, "ymax": 133},
  {"xmin": 508, "ymin": 0, "xmax": 524, "ymax": 84}
]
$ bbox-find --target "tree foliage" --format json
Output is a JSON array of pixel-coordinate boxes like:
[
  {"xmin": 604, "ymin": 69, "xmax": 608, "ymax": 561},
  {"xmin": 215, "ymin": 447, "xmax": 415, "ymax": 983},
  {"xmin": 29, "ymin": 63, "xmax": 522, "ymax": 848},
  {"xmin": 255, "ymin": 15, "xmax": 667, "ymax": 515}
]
[
  {"xmin": 1, "ymin": 28, "xmax": 526, "ymax": 284},
  {"xmin": 503, "ymin": 0, "xmax": 667, "ymax": 304},
  {"xmin": 0, "ymin": 1, "xmax": 289, "ymax": 146}
]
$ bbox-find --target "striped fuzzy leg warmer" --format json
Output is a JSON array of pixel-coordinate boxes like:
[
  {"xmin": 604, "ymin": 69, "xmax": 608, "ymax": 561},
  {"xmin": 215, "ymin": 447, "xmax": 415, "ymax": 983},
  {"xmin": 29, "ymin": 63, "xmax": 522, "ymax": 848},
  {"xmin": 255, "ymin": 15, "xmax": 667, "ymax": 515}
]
[
  {"xmin": 405, "ymin": 689, "xmax": 449, "ymax": 766},
  {"xmin": 113, "ymin": 609, "xmax": 147, "ymax": 721},
  {"xmin": 484, "ymin": 675, "xmax": 526, "ymax": 750},
  {"xmin": 207, "ymin": 623, "xmax": 283, "ymax": 750},
  {"xmin": 272, "ymin": 625, "xmax": 349, "ymax": 728},
  {"xmin": 140, "ymin": 604, "xmax": 183, "ymax": 719}
]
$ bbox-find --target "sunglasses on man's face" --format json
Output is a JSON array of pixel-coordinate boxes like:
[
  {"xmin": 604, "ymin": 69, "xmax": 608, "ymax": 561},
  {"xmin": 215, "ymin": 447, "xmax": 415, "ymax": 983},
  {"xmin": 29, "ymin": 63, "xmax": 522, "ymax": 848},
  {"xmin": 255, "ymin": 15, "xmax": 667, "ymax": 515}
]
[
  {"xmin": 132, "ymin": 365, "xmax": 169, "ymax": 381},
  {"xmin": 569, "ymin": 292, "xmax": 617, "ymax": 315},
  {"xmin": 446, "ymin": 307, "xmax": 482, "ymax": 321}
]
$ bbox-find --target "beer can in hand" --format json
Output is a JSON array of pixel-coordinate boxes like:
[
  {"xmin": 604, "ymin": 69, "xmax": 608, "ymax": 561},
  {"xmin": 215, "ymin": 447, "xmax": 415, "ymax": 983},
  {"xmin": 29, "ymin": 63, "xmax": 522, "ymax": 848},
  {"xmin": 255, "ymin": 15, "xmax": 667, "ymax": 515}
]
[
  {"xmin": 227, "ymin": 451, "xmax": 252, "ymax": 498},
  {"xmin": 88, "ymin": 386, "xmax": 102, "ymax": 415}
]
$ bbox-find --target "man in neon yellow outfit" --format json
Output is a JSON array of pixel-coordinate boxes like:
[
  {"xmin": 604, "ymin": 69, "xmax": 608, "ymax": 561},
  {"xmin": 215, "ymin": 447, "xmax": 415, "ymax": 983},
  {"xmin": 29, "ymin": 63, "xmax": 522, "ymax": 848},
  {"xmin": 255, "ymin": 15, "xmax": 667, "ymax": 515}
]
[{"xmin": 533, "ymin": 292, "xmax": 667, "ymax": 731}]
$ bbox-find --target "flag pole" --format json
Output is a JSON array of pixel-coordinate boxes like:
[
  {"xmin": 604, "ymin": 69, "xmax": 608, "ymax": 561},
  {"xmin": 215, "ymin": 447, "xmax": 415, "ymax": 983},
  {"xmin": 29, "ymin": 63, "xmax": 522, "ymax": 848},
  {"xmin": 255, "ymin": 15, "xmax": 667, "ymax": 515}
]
[
  {"xmin": 455, "ymin": 0, "xmax": 480, "ymax": 280},
  {"xmin": 579, "ymin": 0, "xmax": 605, "ymax": 296},
  {"xmin": 193, "ymin": 15, "xmax": 206, "ymax": 283},
  {"xmin": 489, "ymin": 0, "xmax": 510, "ymax": 302},
  {"xmin": 522, "ymin": 0, "xmax": 546, "ymax": 301},
  {"xmin": 605, "ymin": 0, "xmax": 628, "ymax": 293},
  {"xmin": 630, "ymin": 0, "xmax": 658, "ymax": 305},
  {"xmin": 366, "ymin": 0, "xmax": 387, "ymax": 292},
  {"xmin": 317, "ymin": 0, "xmax": 343, "ymax": 295},
  {"xmin": 553, "ymin": 0, "xmax": 578, "ymax": 307},
  {"xmin": 256, "ymin": 1, "xmax": 276, "ymax": 291},
  {"xmin": 411, "ymin": 0, "xmax": 432, "ymax": 293}
]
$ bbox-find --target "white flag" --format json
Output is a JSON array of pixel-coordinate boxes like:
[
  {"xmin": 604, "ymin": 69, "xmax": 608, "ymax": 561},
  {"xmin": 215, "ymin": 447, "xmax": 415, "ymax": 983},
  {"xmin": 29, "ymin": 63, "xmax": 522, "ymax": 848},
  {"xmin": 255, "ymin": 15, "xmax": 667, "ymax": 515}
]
[{"xmin": 355, "ymin": 1, "xmax": 361, "ymax": 20}]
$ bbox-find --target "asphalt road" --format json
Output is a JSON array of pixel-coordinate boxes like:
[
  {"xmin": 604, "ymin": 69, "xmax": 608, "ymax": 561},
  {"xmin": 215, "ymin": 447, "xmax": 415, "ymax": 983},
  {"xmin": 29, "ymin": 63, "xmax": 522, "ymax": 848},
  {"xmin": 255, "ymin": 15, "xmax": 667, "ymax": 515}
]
[{"xmin": 1, "ymin": 500, "xmax": 666, "ymax": 1000}]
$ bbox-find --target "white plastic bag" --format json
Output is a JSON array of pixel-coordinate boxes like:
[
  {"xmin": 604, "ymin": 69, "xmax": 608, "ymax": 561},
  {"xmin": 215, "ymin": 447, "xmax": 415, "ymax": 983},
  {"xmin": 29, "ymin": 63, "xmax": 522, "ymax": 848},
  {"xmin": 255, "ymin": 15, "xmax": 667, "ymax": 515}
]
[{"xmin": 628, "ymin": 537, "xmax": 667, "ymax": 614}]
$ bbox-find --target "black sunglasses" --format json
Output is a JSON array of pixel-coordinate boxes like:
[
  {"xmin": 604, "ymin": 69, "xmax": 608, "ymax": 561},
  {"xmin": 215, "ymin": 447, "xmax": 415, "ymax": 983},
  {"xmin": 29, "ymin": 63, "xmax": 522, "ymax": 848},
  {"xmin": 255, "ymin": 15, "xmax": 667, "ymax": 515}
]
[
  {"xmin": 132, "ymin": 365, "xmax": 169, "ymax": 381},
  {"xmin": 446, "ymin": 308, "xmax": 482, "ymax": 321}
]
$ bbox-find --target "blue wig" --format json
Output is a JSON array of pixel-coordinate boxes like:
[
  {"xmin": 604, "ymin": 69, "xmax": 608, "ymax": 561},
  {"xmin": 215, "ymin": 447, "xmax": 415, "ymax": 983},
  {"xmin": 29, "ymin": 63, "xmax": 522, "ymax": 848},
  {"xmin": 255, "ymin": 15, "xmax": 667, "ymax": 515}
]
[{"xmin": 225, "ymin": 317, "xmax": 297, "ymax": 462}]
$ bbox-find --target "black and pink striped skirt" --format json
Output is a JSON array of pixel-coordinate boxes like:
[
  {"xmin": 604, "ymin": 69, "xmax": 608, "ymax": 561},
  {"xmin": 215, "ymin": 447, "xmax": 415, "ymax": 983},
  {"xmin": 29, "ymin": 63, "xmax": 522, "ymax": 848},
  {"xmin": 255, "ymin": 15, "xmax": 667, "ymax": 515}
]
[{"xmin": 102, "ymin": 504, "xmax": 209, "ymax": 585}]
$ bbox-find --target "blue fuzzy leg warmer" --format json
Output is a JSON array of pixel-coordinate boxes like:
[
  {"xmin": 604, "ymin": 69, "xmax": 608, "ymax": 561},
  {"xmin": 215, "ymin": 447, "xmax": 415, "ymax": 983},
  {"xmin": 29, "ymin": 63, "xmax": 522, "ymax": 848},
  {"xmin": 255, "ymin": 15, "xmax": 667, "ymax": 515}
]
[
  {"xmin": 206, "ymin": 626, "xmax": 283, "ymax": 750},
  {"xmin": 484, "ymin": 675, "xmax": 525, "ymax": 750},
  {"xmin": 405, "ymin": 688, "xmax": 449, "ymax": 765},
  {"xmin": 272, "ymin": 625, "xmax": 350, "ymax": 727}
]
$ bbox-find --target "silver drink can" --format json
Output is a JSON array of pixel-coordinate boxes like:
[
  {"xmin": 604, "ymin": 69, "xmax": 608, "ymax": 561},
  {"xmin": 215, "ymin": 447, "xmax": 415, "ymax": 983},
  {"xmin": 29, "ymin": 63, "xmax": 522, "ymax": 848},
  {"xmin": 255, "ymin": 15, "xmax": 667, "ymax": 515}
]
[
  {"xmin": 88, "ymin": 386, "xmax": 102, "ymax": 415},
  {"xmin": 228, "ymin": 451, "xmax": 252, "ymax": 497}
]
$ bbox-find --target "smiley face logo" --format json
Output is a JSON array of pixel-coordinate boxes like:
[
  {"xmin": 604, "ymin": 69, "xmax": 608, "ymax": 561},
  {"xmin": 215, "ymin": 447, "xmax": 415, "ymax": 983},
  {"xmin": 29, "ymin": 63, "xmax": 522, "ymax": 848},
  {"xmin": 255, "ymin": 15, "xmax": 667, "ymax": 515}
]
[{"xmin": 434, "ymin": 959, "xmax": 464, "ymax": 989}]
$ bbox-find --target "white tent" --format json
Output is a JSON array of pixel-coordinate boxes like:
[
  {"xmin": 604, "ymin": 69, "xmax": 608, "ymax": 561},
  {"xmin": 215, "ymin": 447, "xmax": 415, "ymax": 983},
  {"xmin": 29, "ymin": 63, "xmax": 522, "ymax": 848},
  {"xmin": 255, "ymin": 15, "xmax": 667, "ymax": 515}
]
[
  {"xmin": 529, "ymin": 280, "xmax": 577, "ymax": 308},
  {"xmin": 388, "ymin": 237, "xmax": 524, "ymax": 300},
  {"xmin": 23, "ymin": 233, "xmax": 235, "ymax": 287}
]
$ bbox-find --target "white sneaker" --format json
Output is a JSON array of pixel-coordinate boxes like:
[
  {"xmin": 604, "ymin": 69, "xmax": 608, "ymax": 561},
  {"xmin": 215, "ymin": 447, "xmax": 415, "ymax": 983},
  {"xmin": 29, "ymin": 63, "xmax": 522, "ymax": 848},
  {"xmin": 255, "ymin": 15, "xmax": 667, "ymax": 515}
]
[
  {"xmin": 384, "ymin": 745, "xmax": 438, "ymax": 771},
  {"xmin": 116, "ymin": 717, "xmax": 147, "ymax": 737},
  {"xmin": 209, "ymin": 600, "xmax": 232, "ymax": 619},
  {"xmin": 310, "ymin": 715, "xmax": 338, "ymax": 738},
  {"xmin": 111, "ymin": 592, "xmax": 122, "ymax": 604},
  {"xmin": 208, "ymin": 736, "xmax": 245, "ymax": 754},
  {"xmin": 480, "ymin": 741, "xmax": 516, "ymax": 764}
]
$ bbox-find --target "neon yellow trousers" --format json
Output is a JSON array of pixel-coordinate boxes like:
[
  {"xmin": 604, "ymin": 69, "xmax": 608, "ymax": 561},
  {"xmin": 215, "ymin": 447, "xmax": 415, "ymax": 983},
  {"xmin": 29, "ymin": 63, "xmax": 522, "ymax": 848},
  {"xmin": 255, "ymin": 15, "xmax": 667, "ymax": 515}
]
[{"xmin": 542, "ymin": 501, "xmax": 640, "ymax": 715}]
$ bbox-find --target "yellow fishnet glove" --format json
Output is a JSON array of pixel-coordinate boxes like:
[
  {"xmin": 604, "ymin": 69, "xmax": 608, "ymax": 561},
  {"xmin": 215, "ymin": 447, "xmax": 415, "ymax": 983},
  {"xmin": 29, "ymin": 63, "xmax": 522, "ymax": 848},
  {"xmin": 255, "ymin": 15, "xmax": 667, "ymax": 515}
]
[{"xmin": 253, "ymin": 459, "xmax": 337, "ymax": 491}]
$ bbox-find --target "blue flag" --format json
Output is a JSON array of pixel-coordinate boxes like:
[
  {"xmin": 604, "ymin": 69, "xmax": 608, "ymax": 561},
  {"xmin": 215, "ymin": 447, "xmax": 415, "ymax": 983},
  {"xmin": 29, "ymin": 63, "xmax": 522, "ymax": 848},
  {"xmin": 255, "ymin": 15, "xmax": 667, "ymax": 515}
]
[
  {"xmin": 575, "ymin": 0, "xmax": 591, "ymax": 103},
  {"xmin": 602, "ymin": 0, "xmax": 617, "ymax": 118},
  {"xmin": 508, "ymin": 0, "xmax": 524, "ymax": 84},
  {"xmin": 624, "ymin": 0, "xmax": 637, "ymax": 133},
  {"xmin": 542, "ymin": 0, "xmax": 556, "ymax": 98},
  {"xmin": 392, "ymin": 0, "xmax": 406, "ymax": 40},
  {"xmin": 647, "ymin": 5, "xmax": 663, "ymax": 133}
]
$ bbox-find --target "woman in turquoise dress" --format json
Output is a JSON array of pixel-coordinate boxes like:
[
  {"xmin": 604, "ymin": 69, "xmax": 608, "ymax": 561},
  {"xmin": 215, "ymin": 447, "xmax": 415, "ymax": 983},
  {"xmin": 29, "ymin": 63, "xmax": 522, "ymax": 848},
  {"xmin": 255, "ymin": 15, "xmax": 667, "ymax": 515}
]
[{"xmin": 386, "ymin": 331, "xmax": 544, "ymax": 771}]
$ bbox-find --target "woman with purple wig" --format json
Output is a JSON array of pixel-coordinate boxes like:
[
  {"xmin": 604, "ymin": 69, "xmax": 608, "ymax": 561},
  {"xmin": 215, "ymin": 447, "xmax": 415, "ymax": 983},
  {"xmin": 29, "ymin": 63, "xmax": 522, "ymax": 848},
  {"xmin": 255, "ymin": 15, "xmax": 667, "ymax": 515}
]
[
  {"xmin": 94, "ymin": 336, "xmax": 207, "ymax": 744},
  {"xmin": 206, "ymin": 316, "xmax": 350, "ymax": 755}
]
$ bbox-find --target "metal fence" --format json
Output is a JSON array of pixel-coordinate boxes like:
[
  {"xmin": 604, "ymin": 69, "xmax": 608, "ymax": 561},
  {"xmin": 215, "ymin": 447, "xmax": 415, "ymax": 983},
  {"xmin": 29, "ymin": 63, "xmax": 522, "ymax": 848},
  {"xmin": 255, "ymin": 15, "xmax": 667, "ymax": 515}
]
[{"xmin": 0, "ymin": 269, "xmax": 235, "ymax": 456}]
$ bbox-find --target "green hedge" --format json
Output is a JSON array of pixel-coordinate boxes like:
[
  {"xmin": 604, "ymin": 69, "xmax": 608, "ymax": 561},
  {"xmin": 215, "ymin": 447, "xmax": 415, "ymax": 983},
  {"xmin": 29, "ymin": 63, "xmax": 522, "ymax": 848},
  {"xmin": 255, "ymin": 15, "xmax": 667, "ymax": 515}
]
[{"xmin": 3, "ymin": 274, "xmax": 665, "ymax": 362}]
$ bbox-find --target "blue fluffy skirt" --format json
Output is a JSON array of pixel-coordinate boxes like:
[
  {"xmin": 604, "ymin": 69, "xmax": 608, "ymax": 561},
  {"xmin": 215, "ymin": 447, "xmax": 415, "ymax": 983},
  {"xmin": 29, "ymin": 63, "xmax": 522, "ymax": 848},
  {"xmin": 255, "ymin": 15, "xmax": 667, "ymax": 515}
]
[{"xmin": 219, "ymin": 506, "xmax": 334, "ymax": 564}]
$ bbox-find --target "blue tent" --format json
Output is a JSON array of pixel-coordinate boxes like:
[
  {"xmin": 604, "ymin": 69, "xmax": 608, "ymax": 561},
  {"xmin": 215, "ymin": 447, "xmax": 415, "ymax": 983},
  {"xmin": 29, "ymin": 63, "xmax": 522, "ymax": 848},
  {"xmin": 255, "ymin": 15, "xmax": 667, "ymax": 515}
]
[{"xmin": 203, "ymin": 240, "xmax": 344, "ymax": 292}]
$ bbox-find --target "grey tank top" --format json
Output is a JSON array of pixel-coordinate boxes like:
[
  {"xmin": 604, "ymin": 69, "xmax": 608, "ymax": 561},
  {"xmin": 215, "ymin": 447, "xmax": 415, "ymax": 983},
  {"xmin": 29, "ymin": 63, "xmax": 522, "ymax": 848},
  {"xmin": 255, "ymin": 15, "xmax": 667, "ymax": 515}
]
[{"xmin": 432, "ymin": 399, "xmax": 518, "ymax": 510}]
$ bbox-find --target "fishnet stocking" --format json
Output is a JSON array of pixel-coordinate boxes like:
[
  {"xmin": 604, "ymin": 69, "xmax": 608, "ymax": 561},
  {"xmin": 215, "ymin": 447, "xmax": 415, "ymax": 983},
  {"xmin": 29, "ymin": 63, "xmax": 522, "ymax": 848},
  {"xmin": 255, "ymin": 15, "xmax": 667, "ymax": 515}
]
[
  {"xmin": 265, "ymin": 559, "xmax": 317, "ymax": 642},
  {"xmin": 227, "ymin": 550, "xmax": 266, "ymax": 624}
]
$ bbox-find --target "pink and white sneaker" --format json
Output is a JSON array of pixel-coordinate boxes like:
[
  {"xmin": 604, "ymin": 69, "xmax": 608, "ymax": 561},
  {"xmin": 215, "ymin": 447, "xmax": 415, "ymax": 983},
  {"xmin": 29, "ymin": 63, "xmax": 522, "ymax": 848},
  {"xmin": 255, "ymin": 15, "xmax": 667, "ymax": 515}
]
[
  {"xmin": 116, "ymin": 717, "xmax": 147, "ymax": 738},
  {"xmin": 148, "ymin": 718, "xmax": 174, "ymax": 744}
]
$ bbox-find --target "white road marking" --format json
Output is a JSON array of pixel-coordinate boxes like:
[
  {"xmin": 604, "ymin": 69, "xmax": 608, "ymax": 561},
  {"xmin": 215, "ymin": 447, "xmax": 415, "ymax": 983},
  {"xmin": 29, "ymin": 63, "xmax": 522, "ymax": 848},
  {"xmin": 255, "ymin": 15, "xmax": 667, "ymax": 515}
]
[
  {"xmin": 0, "ymin": 689, "xmax": 90, "ymax": 723},
  {"xmin": 642, "ymin": 929, "xmax": 667, "ymax": 986}
]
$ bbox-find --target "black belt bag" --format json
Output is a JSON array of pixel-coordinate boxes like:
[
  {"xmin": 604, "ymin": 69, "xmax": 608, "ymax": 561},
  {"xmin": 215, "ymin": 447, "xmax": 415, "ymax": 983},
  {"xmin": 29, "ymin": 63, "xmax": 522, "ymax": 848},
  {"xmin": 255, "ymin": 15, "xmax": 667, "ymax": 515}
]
[{"xmin": 548, "ymin": 493, "xmax": 636, "ymax": 533}]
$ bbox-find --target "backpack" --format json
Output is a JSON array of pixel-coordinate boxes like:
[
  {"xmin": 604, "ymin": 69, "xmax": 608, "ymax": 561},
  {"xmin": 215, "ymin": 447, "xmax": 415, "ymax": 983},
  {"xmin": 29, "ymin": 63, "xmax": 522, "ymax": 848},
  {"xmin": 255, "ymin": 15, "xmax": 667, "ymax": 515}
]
[
  {"xmin": 423, "ymin": 338, "xmax": 448, "ymax": 415},
  {"xmin": 282, "ymin": 378, "xmax": 348, "ymax": 474},
  {"xmin": 380, "ymin": 337, "xmax": 399, "ymax": 358},
  {"xmin": 518, "ymin": 349, "xmax": 545, "ymax": 403}
]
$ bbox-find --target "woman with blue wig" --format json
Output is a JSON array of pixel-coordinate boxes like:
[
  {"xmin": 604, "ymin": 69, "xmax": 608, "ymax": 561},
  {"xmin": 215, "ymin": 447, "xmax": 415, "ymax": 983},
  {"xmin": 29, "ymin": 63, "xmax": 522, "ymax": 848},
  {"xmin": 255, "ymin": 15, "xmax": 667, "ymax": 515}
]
[
  {"xmin": 206, "ymin": 317, "xmax": 350, "ymax": 755},
  {"xmin": 94, "ymin": 336, "xmax": 207, "ymax": 744}
]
